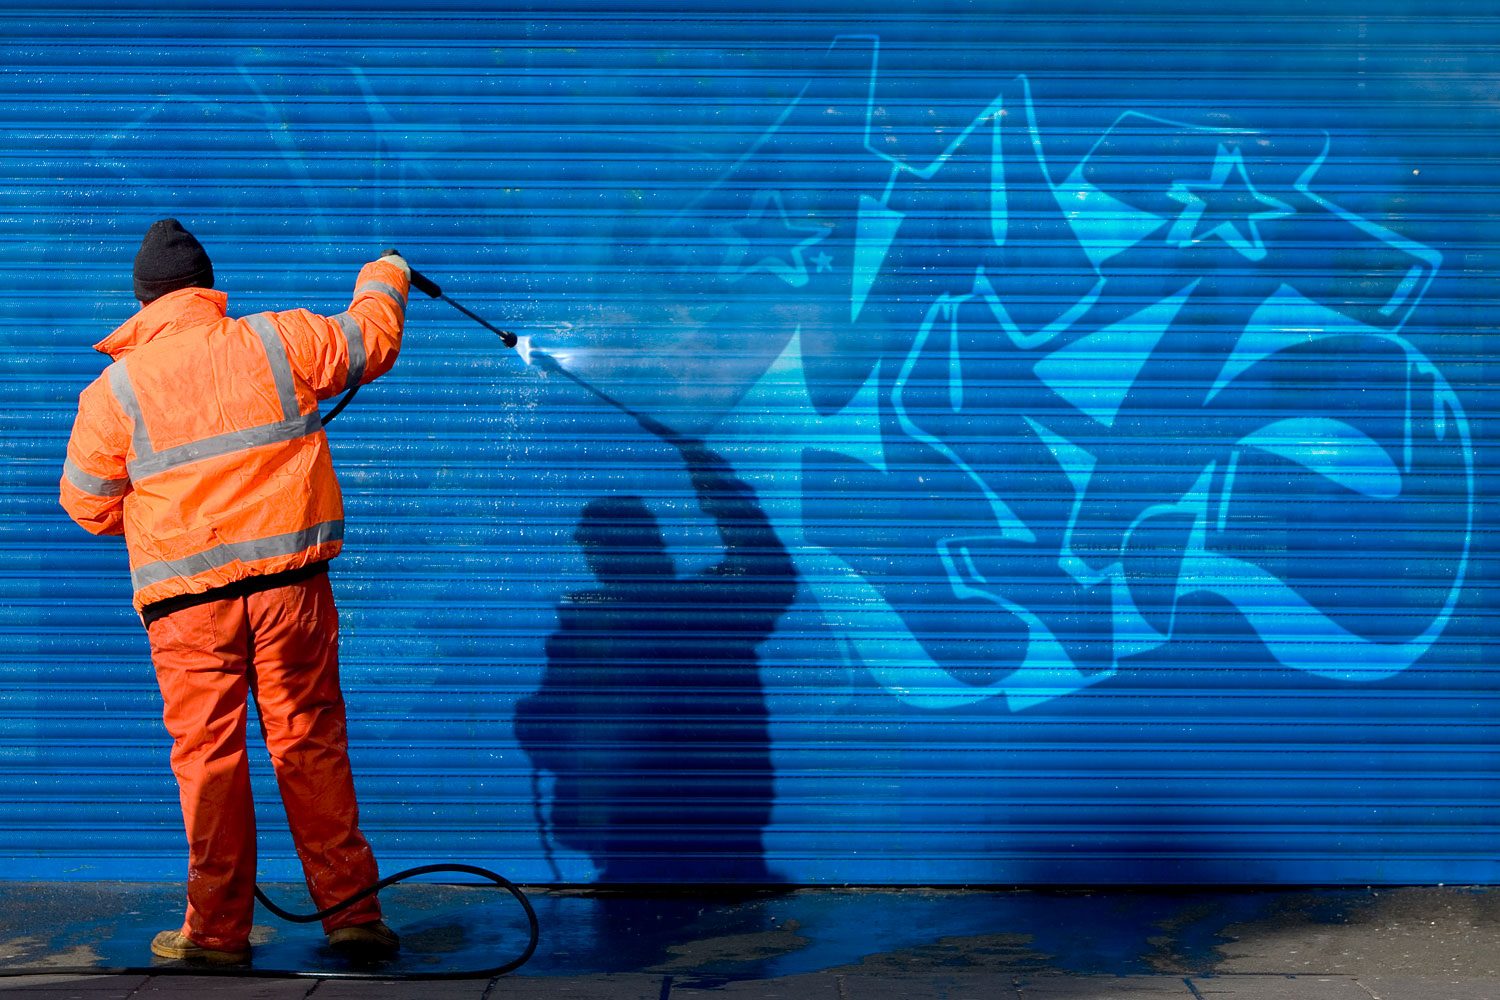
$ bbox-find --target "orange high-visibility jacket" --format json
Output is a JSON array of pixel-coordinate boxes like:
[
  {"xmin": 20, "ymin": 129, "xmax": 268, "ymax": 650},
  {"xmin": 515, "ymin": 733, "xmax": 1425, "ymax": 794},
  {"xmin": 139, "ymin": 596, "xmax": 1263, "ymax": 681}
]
[{"xmin": 60, "ymin": 258, "xmax": 409, "ymax": 611}]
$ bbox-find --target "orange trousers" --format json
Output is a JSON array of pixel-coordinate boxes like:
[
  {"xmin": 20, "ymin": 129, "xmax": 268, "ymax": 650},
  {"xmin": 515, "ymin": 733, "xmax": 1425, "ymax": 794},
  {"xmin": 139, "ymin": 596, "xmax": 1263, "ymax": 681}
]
[{"xmin": 145, "ymin": 572, "xmax": 381, "ymax": 952}]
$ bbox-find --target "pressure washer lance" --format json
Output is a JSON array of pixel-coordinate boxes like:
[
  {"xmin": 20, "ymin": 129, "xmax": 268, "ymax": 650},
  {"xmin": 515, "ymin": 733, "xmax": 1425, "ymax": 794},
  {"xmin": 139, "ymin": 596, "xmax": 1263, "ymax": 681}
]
[
  {"xmin": 324, "ymin": 250, "xmax": 684, "ymax": 446},
  {"xmin": 405, "ymin": 257, "xmax": 518, "ymax": 349}
]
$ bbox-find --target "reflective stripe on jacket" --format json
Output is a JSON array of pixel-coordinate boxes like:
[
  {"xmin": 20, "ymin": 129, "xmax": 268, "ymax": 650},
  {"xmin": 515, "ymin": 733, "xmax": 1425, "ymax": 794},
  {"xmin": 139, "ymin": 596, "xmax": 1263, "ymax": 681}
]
[{"xmin": 60, "ymin": 258, "xmax": 408, "ymax": 611}]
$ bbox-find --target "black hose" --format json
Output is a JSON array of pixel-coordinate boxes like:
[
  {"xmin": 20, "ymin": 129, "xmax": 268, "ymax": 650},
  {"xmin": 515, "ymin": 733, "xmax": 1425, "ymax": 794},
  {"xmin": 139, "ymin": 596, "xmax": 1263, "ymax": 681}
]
[
  {"xmin": 0, "ymin": 864, "xmax": 539, "ymax": 981},
  {"xmin": 320, "ymin": 383, "xmax": 360, "ymax": 426}
]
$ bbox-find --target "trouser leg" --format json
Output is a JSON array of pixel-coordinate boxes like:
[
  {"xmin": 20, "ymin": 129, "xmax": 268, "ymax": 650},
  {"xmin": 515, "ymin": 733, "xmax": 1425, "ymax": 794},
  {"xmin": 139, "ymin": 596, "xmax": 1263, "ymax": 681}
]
[
  {"xmin": 147, "ymin": 598, "xmax": 256, "ymax": 952},
  {"xmin": 247, "ymin": 573, "xmax": 381, "ymax": 932}
]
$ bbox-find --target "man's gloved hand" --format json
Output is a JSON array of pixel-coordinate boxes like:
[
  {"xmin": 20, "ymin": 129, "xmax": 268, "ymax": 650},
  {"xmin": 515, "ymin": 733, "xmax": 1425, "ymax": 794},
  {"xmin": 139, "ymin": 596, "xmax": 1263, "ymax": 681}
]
[{"xmin": 378, "ymin": 248, "xmax": 412, "ymax": 280}]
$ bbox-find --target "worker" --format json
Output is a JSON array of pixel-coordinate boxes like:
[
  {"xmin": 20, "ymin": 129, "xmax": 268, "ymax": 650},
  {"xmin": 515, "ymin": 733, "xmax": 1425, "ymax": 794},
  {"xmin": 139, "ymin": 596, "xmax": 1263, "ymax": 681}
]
[{"xmin": 59, "ymin": 219, "xmax": 409, "ymax": 966}]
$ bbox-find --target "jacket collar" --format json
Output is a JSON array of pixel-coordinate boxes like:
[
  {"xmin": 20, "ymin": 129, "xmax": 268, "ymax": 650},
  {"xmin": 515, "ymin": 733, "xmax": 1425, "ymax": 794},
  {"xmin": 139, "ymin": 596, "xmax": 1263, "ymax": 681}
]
[{"xmin": 94, "ymin": 287, "xmax": 229, "ymax": 359}]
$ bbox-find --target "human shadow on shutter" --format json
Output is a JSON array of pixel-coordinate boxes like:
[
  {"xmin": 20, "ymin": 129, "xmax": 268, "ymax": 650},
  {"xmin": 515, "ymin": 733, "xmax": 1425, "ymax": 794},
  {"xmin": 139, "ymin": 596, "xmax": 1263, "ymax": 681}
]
[{"xmin": 515, "ymin": 438, "xmax": 798, "ymax": 884}]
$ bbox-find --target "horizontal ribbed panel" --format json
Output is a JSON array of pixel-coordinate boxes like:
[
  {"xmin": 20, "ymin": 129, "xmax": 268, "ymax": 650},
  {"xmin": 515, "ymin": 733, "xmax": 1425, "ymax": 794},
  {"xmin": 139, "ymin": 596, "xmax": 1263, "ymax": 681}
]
[{"xmin": 0, "ymin": 2, "xmax": 1494, "ymax": 885}]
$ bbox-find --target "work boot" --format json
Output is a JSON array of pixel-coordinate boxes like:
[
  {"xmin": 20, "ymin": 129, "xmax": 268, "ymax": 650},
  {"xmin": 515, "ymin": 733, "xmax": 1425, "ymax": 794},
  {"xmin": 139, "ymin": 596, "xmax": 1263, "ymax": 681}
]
[
  {"xmin": 150, "ymin": 929, "xmax": 250, "ymax": 965},
  {"xmin": 327, "ymin": 920, "xmax": 400, "ymax": 961}
]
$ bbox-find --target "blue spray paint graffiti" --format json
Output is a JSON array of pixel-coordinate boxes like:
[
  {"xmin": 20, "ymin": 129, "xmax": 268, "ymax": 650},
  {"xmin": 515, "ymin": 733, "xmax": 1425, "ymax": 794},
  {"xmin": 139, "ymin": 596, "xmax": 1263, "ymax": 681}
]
[{"xmin": 698, "ymin": 36, "xmax": 1474, "ymax": 710}]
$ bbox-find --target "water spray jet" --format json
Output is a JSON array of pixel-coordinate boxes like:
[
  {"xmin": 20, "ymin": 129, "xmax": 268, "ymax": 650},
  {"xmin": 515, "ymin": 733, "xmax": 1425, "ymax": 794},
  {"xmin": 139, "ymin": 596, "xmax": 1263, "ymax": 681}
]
[{"xmin": 324, "ymin": 253, "xmax": 683, "ymax": 445}]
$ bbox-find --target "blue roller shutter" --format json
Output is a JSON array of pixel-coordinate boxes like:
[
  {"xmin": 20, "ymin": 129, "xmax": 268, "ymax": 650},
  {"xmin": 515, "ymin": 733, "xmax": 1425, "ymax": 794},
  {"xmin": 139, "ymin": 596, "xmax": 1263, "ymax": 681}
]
[{"xmin": 0, "ymin": 0, "xmax": 1493, "ymax": 884}]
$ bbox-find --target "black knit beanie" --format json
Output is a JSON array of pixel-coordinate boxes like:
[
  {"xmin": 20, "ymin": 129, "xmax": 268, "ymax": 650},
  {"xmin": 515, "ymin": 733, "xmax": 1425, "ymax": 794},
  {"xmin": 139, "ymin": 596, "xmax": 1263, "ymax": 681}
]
[{"xmin": 133, "ymin": 218, "xmax": 214, "ymax": 303}]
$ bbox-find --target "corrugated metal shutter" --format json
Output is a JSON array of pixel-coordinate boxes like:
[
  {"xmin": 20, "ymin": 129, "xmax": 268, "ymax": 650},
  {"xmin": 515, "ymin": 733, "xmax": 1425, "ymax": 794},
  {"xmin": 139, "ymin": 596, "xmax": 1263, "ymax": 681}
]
[{"xmin": 0, "ymin": 0, "xmax": 1493, "ymax": 884}]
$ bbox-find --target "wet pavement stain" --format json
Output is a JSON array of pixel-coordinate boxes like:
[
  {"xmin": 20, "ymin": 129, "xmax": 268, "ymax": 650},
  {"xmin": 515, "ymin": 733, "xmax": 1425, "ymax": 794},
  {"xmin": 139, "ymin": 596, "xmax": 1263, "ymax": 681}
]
[
  {"xmin": 649, "ymin": 923, "xmax": 812, "ymax": 973},
  {"xmin": 5, "ymin": 883, "xmax": 1500, "ymax": 983},
  {"xmin": 822, "ymin": 931, "xmax": 1049, "ymax": 975},
  {"xmin": 403, "ymin": 922, "xmax": 469, "ymax": 954}
]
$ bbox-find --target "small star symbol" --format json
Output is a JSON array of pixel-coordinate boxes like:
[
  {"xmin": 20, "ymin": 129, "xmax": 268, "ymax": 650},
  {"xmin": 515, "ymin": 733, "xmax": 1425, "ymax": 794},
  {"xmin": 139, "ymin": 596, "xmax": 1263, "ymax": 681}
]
[
  {"xmin": 718, "ymin": 190, "xmax": 831, "ymax": 288},
  {"xmin": 1166, "ymin": 145, "xmax": 1294, "ymax": 262},
  {"xmin": 813, "ymin": 251, "xmax": 834, "ymax": 273}
]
